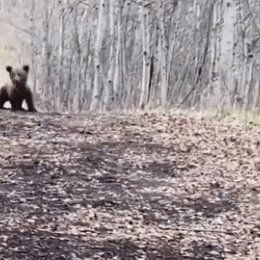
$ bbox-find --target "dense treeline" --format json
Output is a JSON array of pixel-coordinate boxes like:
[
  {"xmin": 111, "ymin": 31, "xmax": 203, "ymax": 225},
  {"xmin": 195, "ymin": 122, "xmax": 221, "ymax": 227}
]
[{"xmin": 1, "ymin": 0, "xmax": 260, "ymax": 113}]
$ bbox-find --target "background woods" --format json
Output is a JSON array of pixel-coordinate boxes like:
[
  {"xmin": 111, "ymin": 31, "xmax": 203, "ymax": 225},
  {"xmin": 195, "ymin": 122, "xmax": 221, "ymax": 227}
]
[
  {"xmin": 0, "ymin": 0, "xmax": 260, "ymax": 113},
  {"xmin": 0, "ymin": 2, "xmax": 259, "ymax": 257}
]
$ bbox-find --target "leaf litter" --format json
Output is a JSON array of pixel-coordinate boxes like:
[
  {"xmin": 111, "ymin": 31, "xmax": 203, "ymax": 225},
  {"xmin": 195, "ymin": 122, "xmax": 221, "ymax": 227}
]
[{"xmin": 0, "ymin": 110, "xmax": 259, "ymax": 259}]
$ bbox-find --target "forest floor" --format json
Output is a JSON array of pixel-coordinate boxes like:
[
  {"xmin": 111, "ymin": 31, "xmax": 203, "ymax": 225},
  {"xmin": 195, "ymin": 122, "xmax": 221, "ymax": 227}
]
[{"xmin": 0, "ymin": 110, "xmax": 259, "ymax": 260}]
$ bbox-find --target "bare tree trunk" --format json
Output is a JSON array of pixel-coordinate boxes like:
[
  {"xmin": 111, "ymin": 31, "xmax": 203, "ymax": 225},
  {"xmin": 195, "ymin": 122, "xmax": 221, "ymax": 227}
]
[
  {"xmin": 219, "ymin": 0, "xmax": 236, "ymax": 107},
  {"xmin": 252, "ymin": 80, "xmax": 260, "ymax": 111},
  {"xmin": 57, "ymin": 0, "xmax": 65, "ymax": 111},
  {"xmin": 30, "ymin": 0, "xmax": 37, "ymax": 94},
  {"xmin": 90, "ymin": 0, "xmax": 106, "ymax": 111},
  {"xmin": 42, "ymin": 0, "xmax": 53, "ymax": 111},
  {"xmin": 178, "ymin": 0, "xmax": 216, "ymax": 108},
  {"xmin": 139, "ymin": 2, "xmax": 150, "ymax": 109},
  {"xmin": 244, "ymin": 60, "xmax": 254, "ymax": 110},
  {"xmin": 104, "ymin": 0, "xmax": 115, "ymax": 110},
  {"xmin": 72, "ymin": 7, "xmax": 82, "ymax": 111},
  {"xmin": 158, "ymin": 2, "xmax": 168, "ymax": 107},
  {"xmin": 113, "ymin": 0, "xmax": 123, "ymax": 108}
]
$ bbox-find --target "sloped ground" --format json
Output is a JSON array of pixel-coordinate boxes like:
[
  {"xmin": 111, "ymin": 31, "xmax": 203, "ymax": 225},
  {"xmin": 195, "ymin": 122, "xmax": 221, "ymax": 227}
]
[{"xmin": 0, "ymin": 110, "xmax": 259, "ymax": 260}]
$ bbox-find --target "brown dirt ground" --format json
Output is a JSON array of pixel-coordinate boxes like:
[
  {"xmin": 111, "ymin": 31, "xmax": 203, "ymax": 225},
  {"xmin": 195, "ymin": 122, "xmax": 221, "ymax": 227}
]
[{"xmin": 0, "ymin": 110, "xmax": 259, "ymax": 260}]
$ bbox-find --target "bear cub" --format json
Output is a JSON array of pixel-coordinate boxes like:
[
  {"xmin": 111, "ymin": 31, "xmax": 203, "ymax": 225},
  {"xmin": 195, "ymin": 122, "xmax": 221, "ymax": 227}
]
[{"xmin": 0, "ymin": 65, "xmax": 37, "ymax": 112}]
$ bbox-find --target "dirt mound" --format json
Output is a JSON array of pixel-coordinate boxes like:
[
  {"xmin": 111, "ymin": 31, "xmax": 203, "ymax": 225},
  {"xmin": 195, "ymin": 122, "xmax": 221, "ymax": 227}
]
[{"xmin": 0, "ymin": 110, "xmax": 259, "ymax": 259}]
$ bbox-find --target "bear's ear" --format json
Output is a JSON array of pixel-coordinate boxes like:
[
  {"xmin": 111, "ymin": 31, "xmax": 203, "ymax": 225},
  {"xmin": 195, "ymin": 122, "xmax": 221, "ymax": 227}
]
[
  {"xmin": 22, "ymin": 65, "xmax": 29, "ymax": 73},
  {"xmin": 6, "ymin": 66, "xmax": 12, "ymax": 72}
]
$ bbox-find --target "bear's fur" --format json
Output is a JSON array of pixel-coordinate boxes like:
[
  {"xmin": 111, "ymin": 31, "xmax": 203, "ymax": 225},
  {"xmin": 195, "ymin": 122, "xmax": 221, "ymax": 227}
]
[{"xmin": 0, "ymin": 65, "xmax": 37, "ymax": 112}]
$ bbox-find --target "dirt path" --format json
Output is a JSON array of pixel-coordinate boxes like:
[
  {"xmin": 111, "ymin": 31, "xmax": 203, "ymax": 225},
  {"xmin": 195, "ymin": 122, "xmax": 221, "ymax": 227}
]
[{"xmin": 0, "ymin": 110, "xmax": 259, "ymax": 259}]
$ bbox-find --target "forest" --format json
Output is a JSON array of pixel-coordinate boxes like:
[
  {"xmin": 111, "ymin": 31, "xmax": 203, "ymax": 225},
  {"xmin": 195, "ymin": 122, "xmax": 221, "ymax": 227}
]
[
  {"xmin": 0, "ymin": 0, "xmax": 260, "ymax": 113},
  {"xmin": 0, "ymin": 0, "xmax": 259, "ymax": 259}
]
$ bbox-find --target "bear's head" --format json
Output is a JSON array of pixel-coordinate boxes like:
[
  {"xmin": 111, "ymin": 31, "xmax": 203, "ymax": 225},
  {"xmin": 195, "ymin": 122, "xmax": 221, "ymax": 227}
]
[{"xmin": 6, "ymin": 65, "xmax": 29, "ymax": 88}]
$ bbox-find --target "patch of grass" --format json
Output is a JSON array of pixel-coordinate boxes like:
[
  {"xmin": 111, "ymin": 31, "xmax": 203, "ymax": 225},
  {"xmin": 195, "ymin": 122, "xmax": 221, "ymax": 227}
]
[
  {"xmin": 161, "ymin": 107, "xmax": 260, "ymax": 128},
  {"xmin": 212, "ymin": 108, "xmax": 260, "ymax": 127}
]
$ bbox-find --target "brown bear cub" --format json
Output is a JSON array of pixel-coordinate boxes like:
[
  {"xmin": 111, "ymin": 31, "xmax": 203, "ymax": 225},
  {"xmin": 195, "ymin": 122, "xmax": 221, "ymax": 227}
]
[{"xmin": 0, "ymin": 65, "xmax": 37, "ymax": 112}]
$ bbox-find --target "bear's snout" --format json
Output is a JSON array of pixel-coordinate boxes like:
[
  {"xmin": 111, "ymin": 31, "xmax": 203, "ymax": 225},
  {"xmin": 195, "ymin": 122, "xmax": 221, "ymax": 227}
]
[
  {"xmin": 14, "ymin": 74, "xmax": 21, "ymax": 82},
  {"xmin": 13, "ymin": 74, "xmax": 26, "ymax": 84}
]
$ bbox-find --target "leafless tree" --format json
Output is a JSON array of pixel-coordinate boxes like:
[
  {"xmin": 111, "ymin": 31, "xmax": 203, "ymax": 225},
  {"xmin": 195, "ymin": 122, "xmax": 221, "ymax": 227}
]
[{"xmin": 2, "ymin": 0, "xmax": 260, "ymax": 112}]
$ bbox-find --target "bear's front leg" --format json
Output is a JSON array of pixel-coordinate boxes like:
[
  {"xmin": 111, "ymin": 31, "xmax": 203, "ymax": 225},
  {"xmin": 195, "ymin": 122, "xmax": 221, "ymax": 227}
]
[
  {"xmin": 25, "ymin": 89, "xmax": 37, "ymax": 112},
  {"xmin": 0, "ymin": 87, "xmax": 9, "ymax": 109},
  {"xmin": 10, "ymin": 99, "xmax": 25, "ymax": 112}
]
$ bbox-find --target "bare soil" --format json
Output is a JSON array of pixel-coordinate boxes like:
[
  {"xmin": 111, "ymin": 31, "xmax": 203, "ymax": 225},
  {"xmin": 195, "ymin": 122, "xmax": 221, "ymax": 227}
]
[{"xmin": 0, "ymin": 110, "xmax": 259, "ymax": 260}]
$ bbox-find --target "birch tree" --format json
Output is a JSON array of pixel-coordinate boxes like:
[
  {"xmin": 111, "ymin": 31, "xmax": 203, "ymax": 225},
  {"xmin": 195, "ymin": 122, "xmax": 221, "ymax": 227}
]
[
  {"xmin": 104, "ymin": 0, "xmax": 115, "ymax": 110},
  {"xmin": 3, "ymin": 0, "xmax": 260, "ymax": 112},
  {"xmin": 90, "ymin": 0, "xmax": 107, "ymax": 111},
  {"xmin": 139, "ymin": 1, "xmax": 151, "ymax": 109}
]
